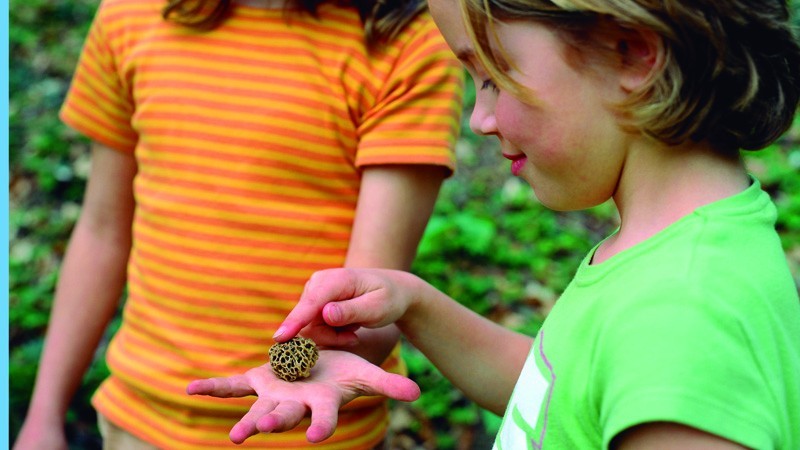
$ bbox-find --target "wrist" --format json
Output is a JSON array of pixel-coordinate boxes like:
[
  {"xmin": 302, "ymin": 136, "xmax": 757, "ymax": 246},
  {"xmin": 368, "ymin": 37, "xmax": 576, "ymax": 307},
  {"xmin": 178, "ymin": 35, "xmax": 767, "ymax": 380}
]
[
  {"xmin": 26, "ymin": 394, "xmax": 69, "ymax": 423},
  {"xmin": 22, "ymin": 407, "xmax": 67, "ymax": 428},
  {"xmin": 397, "ymin": 272, "xmax": 430, "ymax": 334}
]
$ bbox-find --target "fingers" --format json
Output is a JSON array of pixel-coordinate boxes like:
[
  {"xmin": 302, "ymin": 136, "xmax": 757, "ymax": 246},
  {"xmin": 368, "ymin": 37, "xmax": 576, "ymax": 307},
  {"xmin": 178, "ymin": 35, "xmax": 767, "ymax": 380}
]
[
  {"xmin": 305, "ymin": 400, "xmax": 340, "ymax": 443},
  {"xmin": 275, "ymin": 268, "xmax": 409, "ymax": 345},
  {"xmin": 274, "ymin": 269, "xmax": 362, "ymax": 342},
  {"xmin": 229, "ymin": 419, "xmax": 258, "ymax": 445},
  {"xmin": 186, "ymin": 375, "xmax": 255, "ymax": 397},
  {"xmin": 321, "ymin": 293, "xmax": 390, "ymax": 328},
  {"xmin": 364, "ymin": 371, "xmax": 421, "ymax": 403},
  {"xmin": 229, "ymin": 398, "xmax": 277, "ymax": 444},
  {"xmin": 229, "ymin": 399, "xmax": 312, "ymax": 445},
  {"xmin": 299, "ymin": 322, "xmax": 360, "ymax": 348},
  {"xmin": 255, "ymin": 400, "xmax": 307, "ymax": 434}
]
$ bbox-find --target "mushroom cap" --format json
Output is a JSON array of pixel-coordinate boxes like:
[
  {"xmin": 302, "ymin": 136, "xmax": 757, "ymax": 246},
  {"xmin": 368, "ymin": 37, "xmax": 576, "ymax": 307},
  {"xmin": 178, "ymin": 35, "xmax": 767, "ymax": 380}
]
[{"xmin": 268, "ymin": 336, "xmax": 320, "ymax": 382}]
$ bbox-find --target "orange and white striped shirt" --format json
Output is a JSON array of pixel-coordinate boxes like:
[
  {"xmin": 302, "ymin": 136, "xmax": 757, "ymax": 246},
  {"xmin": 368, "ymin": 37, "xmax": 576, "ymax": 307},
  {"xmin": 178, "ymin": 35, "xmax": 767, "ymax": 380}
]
[{"xmin": 61, "ymin": 0, "xmax": 463, "ymax": 447}]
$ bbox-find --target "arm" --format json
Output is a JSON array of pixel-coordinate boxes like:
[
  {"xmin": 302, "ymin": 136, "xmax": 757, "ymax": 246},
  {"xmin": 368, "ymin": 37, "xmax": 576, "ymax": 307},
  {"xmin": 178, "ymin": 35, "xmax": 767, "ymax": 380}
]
[
  {"xmin": 186, "ymin": 165, "xmax": 448, "ymax": 444},
  {"xmin": 278, "ymin": 268, "xmax": 532, "ymax": 415},
  {"xmin": 613, "ymin": 422, "xmax": 748, "ymax": 450},
  {"xmin": 336, "ymin": 165, "xmax": 531, "ymax": 411},
  {"xmin": 394, "ymin": 276, "xmax": 532, "ymax": 414},
  {"xmin": 14, "ymin": 142, "xmax": 136, "ymax": 450},
  {"xmin": 341, "ymin": 164, "xmax": 447, "ymax": 364}
]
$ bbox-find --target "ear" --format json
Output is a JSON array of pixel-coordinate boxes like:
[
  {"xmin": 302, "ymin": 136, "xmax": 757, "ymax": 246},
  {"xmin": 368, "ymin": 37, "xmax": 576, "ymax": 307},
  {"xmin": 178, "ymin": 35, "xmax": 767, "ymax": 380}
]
[{"xmin": 616, "ymin": 28, "xmax": 663, "ymax": 92}]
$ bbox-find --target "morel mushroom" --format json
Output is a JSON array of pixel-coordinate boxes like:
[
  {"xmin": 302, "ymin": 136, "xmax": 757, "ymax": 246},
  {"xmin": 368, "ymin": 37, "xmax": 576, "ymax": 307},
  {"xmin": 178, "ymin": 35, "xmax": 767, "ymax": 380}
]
[{"xmin": 268, "ymin": 337, "xmax": 319, "ymax": 382}]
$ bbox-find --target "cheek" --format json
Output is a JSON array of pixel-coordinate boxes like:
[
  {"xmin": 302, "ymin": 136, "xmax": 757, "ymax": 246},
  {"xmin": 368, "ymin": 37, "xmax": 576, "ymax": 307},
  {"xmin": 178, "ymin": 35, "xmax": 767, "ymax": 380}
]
[
  {"xmin": 494, "ymin": 97, "xmax": 536, "ymax": 145},
  {"xmin": 495, "ymin": 96, "xmax": 563, "ymax": 160}
]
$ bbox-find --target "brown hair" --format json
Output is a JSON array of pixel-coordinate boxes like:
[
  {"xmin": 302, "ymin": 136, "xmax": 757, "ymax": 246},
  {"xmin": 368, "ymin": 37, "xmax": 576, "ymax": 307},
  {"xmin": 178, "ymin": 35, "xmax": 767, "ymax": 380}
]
[
  {"xmin": 461, "ymin": 0, "xmax": 800, "ymax": 153},
  {"xmin": 162, "ymin": 0, "xmax": 427, "ymax": 50}
]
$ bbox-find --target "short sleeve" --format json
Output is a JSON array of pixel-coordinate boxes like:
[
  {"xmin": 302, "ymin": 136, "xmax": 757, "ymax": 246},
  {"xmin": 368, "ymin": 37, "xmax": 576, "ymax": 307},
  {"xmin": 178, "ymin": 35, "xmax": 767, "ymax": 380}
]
[
  {"xmin": 355, "ymin": 14, "xmax": 463, "ymax": 173},
  {"xmin": 60, "ymin": 0, "xmax": 138, "ymax": 152},
  {"xmin": 596, "ymin": 280, "xmax": 777, "ymax": 449}
]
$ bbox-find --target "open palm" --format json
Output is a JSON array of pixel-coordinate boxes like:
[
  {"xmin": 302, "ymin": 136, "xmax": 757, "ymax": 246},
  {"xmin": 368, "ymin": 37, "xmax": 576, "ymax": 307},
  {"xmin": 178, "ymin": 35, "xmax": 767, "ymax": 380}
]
[{"xmin": 187, "ymin": 349, "xmax": 420, "ymax": 444}]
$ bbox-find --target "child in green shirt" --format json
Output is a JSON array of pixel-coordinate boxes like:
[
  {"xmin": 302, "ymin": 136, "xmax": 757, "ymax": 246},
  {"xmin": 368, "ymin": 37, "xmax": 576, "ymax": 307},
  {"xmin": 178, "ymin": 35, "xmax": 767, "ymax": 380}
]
[{"xmin": 190, "ymin": 0, "xmax": 800, "ymax": 448}]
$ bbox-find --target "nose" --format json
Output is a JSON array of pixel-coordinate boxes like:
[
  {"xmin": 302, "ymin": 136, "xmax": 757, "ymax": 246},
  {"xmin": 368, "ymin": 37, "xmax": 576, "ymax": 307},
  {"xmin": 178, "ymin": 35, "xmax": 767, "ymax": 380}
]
[{"xmin": 469, "ymin": 98, "xmax": 498, "ymax": 136}]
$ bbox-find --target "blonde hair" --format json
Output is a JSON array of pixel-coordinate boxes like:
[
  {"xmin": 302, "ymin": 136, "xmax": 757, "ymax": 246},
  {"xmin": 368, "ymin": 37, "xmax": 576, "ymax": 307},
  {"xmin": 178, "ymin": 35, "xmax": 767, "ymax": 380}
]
[{"xmin": 461, "ymin": 0, "xmax": 800, "ymax": 153}]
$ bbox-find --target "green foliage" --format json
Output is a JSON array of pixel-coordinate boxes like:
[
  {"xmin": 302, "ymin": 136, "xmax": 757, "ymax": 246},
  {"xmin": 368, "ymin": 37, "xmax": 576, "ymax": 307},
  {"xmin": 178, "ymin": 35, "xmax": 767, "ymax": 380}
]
[
  {"xmin": 9, "ymin": 0, "xmax": 106, "ymax": 446},
  {"xmin": 9, "ymin": 2, "xmax": 800, "ymax": 450}
]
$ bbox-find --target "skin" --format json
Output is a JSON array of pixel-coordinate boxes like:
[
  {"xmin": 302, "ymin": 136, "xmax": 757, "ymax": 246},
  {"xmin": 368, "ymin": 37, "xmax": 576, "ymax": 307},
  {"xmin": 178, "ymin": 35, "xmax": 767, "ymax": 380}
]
[
  {"xmin": 467, "ymin": 21, "xmax": 630, "ymax": 212},
  {"xmin": 13, "ymin": 140, "xmax": 447, "ymax": 448},
  {"xmin": 276, "ymin": 268, "xmax": 532, "ymax": 415},
  {"xmin": 342, "ymin": 164, "xmax": 449, "ymax": 364},
  {"xmin": 13, "ymin": 143, "xmax": 136, "ymax": 450},
  {"xmin": 187, "ymin": 350, "xmax": 420, "ymax": 444},
  {"xmin": 189, "ymin": 0, "xmax": 751, "ymax": 447}
]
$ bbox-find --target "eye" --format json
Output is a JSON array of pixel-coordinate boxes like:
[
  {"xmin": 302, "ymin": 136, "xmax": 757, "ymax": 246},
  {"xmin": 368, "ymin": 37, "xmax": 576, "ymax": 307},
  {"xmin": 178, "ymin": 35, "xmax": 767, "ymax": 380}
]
[{"xmin": 480, "ymin": 78, "xmax": 499, "ymax": 92}]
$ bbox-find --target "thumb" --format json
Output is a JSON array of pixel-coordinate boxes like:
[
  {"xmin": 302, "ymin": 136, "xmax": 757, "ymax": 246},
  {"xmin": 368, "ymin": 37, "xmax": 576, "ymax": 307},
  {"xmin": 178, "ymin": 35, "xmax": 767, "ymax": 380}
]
[
  {"xmin": 274, "ymin": 269, "xmax": 363, "ymax": 342},
  {"xmin": 374, "ymin": 373, "xmax": 421, "ymax": 402},
  {"xmin": 321, "ymin": 285, "xmax": 401, "ymax": 329},
  {"xmin": 360, "ymin": 368, "xmax": 421, "ymax": 402}
]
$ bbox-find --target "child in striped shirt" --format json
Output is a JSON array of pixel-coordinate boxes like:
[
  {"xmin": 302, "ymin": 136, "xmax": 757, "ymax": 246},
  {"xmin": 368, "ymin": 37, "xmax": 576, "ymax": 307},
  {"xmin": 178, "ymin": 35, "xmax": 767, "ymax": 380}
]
[{"xmin": 14, "ymin": 0, "xmax": 463, "ymax": 449}]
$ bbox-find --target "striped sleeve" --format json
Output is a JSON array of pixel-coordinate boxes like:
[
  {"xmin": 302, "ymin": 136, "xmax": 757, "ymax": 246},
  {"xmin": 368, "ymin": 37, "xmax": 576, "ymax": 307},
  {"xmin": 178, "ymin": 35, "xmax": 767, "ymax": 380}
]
[
  {"xmin": 60, "ymin": 0, "xmax": 138, "ymax": 152},
  {"xmin": 355, "ymin": 13, "xmax": 464, "ymax": 172}
]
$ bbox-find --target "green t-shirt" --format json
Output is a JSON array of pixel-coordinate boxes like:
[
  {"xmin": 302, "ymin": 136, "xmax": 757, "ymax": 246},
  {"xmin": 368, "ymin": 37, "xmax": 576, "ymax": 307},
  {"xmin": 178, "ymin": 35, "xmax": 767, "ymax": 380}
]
[{"xmin": 493, "ymin": 179, "xmax": 800, "ymax": 449}]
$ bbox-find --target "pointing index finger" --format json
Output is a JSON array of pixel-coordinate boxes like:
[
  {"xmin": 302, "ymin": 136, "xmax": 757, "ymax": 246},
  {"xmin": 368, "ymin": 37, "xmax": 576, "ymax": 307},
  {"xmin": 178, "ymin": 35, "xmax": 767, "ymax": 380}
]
[{"xmin": 273, "ymin": 269, "xmax": 360, "ymax": 342}]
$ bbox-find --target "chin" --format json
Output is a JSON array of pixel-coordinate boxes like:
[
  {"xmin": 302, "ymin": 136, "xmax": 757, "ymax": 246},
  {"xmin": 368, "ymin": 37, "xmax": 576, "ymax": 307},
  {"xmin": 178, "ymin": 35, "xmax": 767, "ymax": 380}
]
[
  {"xmin": 535, "ymin": 191, "xmax": 606, "ymax": 212},
  {"xmin": 532, "ymin": 193, "xmax": 572, "ymax": 211}
]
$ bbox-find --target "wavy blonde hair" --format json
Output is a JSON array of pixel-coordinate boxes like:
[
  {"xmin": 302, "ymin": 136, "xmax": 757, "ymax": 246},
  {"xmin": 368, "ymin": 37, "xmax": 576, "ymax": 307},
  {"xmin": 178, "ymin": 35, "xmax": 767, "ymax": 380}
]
[{"xmin": 461, "ymin": 0, "xmax": 800, "ymax": 153}]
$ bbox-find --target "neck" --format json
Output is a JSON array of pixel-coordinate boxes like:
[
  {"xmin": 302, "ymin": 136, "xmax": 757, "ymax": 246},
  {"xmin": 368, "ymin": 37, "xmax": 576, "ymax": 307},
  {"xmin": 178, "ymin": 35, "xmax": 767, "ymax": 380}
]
[{"xmin": 593, "ymin": 138, "xmax": 749, "ymax": 264}]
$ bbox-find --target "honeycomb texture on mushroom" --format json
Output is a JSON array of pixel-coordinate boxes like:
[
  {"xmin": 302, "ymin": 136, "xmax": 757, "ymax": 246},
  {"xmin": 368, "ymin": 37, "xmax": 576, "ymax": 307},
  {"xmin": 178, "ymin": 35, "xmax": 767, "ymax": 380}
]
[{"xmin": 268, "ymin": 337, "xmax": 319, "ymax": 382}]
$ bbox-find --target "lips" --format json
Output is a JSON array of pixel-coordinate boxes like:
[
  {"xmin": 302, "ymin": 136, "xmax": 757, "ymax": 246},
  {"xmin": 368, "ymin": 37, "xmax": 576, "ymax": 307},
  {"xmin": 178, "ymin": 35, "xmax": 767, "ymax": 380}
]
[{"xmin": 503, "ymin": 153, "xmax": 527, "ymax": 176}]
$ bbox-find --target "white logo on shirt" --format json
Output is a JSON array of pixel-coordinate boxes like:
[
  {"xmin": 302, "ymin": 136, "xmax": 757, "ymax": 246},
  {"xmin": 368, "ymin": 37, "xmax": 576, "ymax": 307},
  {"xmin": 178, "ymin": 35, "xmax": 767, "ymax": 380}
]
[{"xmin": 493, "ymin": 332, "xmax": 554, "ymax": 450}]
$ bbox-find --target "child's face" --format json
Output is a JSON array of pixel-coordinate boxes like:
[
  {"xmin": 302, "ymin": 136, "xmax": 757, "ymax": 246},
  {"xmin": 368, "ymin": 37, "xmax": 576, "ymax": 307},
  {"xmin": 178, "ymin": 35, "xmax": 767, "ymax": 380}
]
[{"xmin": 429, "ymin": 0, "xmax": 632, "ymax": 211}]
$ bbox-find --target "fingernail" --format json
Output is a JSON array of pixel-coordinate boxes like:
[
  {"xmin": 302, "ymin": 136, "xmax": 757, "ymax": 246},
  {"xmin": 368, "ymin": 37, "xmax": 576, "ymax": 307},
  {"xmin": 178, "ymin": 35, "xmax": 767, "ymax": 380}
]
[
  {"xmin": 325, "ymin": 304, "xmax": 341, "ymax": 324},
  {"xmin": 272, "ymin": 326, "xmax": 286, "ymax": 340}
]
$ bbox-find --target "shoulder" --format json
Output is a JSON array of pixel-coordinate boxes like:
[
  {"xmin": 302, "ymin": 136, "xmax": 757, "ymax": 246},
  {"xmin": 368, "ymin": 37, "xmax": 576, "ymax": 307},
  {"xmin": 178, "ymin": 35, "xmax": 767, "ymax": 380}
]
[
  {"xmin": 96, "ymin": 0, "xmax": 162, "ymax": 18},
  {"xmin": 90, "ymin": 0, "xmax": 163, "ymax": 37},
  {"xmin": 379, "ymin": 10, "xmax": 458, "ymax": 65},
  {"xmin": 396, "ymin": 10, "xmax": 444, "ymax": 41}
]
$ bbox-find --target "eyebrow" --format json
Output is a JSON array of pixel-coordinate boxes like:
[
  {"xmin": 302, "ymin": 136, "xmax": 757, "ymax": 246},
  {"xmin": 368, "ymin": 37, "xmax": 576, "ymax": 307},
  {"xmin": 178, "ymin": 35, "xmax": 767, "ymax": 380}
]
[{"xmin": 454, "ymin": 47, "xmax": 478, "ymax": 68}]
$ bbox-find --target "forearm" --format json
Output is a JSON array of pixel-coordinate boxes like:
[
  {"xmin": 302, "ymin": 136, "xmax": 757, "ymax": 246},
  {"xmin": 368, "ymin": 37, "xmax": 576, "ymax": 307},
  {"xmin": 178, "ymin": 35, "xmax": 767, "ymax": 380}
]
[
  {"xmin": 399, "ymin": 278, "xmax": 532, "ymax": 415},
  {"xmin": 342, "ymin": 164, "xmax": 447, "ymax": 364},
  {"xmin": 281, "ymin": 268, "xmax": 531, "ymax": 414},
  {"xmin": 342, "ymin": 255, "xmax": 403, "ymax": 364},
  {"xmin": 26, "ymin": 220, "xmax": 130, "ymax": 419},
  {"xmin": 26, "ymin": 142, "xmax": 136, "ymax": 422}
]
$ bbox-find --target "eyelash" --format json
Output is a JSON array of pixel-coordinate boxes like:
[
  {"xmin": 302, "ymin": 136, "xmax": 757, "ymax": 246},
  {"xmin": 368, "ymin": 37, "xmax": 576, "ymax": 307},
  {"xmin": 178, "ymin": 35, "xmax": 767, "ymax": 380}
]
[{"xmin": 480, "ymin": 79, "xmax": 498, "ymax": 92}]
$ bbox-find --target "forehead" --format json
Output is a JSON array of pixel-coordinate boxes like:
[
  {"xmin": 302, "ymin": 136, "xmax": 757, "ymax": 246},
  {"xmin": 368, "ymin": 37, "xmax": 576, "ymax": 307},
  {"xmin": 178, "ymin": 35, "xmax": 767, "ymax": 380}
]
[{"xmin": 428, "ymin": 0, "xmax": 474, "ymax": 63}]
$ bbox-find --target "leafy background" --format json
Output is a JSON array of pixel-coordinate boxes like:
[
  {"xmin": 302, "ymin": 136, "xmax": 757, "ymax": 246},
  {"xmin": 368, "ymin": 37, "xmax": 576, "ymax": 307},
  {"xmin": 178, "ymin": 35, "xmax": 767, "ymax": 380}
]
[{"xmin": 9, "ymin": 1, "xmax": 800, "ymax": 448}]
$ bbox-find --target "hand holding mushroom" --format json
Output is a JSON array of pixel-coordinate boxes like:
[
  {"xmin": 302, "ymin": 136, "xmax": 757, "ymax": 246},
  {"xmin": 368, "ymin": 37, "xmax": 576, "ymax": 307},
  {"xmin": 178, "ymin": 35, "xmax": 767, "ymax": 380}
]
[
  {"xmin": 188, "ymin": 268, "xmax": 432, "ymax": 445},
  {"xmin": 187, "ymin": 349, "xmax": 419, "ymax": 444}
]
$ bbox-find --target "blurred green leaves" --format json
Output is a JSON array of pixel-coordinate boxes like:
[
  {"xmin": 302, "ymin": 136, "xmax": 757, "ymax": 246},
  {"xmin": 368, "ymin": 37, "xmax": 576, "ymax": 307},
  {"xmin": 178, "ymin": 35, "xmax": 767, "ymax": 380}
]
[
  {"xmin": 9, "ymin": 1, "xmax": 107, "ymax": 447},
  {"xmin": 9, "ymin": 2, "xmax": 800, "ymax": 449}
]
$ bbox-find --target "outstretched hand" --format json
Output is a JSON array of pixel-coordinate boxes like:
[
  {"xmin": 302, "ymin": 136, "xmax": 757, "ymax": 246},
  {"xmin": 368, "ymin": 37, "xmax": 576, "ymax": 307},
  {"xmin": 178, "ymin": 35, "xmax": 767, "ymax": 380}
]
[
  {"xmin": 273, "ymin": 268, "xmax": 422, "ymax": 346},
  {"xmin": 187, "ymin": 349, "xmax": 420, "ymax": 444}
]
